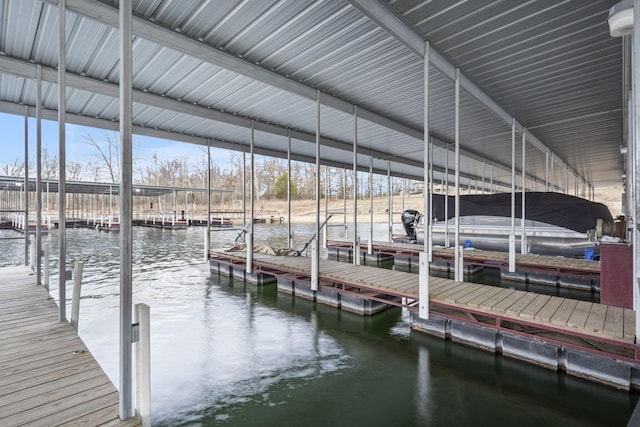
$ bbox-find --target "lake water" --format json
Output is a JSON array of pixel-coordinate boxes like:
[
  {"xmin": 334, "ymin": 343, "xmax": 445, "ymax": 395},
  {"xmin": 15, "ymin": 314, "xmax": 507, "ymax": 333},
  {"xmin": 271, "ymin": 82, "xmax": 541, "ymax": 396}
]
[{"xmin": 0, "ymin": 224, "xmax": 637, "ymax": 426}]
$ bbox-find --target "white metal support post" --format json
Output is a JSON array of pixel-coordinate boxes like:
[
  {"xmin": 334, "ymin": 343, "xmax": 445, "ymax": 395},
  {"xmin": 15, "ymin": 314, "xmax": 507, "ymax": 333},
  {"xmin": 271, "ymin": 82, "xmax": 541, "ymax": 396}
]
[
  {"xmin": 521, "ymin": 128, "xmax": 527, "ymax": 254},
  {"xmin": 444, "ymin": 146, "xmax": 449, "ymax": 246},
  {"xmin": 118, "ymin": 0, "xmax": 134, "ymax": 419},
  {"xmin": 287, "ymin": 129, "xmax": 292, "ymax": 248},
  {"xmin": 36, "ymin": 66, "xmax": 43, "ymax": 286},
  {"xmin": 23, "ymin": 108, "xmax": 28, "ymax": 266},
  {"xmin": 545, "ymin": 148, "xmax": 549, "ymax": 192},
  {"xmin": 387, "ymin": 160, "xmax": 392, "ymax": 242},
  {"xmin": 312, "ymin": 91, "xmax": 321, "ymax": 292},
  {"xmin": 57, "ymin": 2, "xmax": 66, "ymax": 314},
  {"xmin": 353, "ymin": 106, "xmax": 360, "ymax": 265},
  {"xmin": 242, "ymin": 150, "xmax": 246, "ymax": 226},
  {"xmin": 454, "ymin": 68, "xmax": 462, "ymax": 282},
  {"xmin": 509, "ymin": 118, "xmax": 516, "ymax": 273},
  {"xmin": 419, "ymin": 41, "xmax": 430, "ymax": 319},
  {"xmin": 428, "ymin": 137, "xmax": 434, "ymax": 262},
  {"xmin": 70, "ymin": 260, "xmax": 83, "ymax": 331},
  {"xmin": 135, "ymin": 303, "xmax": 151, "ymax": 427},
  {"xmin": 633, "ymin": 0, "xmax": 640, "ymax": 342},
  {"xmin": 368, "ymin": 154, "xmax": 373, "ymax": 255},
  {"xmin": 205, "ymin": 142, "xmax": 211, "ymax": 262},
  {"xmin": 247, "ymin": 121, "xmax": 255, "ymax": 274},
  {"xmin": 323, "ymin": 164, "xmax": 328, "ymax": 249}
]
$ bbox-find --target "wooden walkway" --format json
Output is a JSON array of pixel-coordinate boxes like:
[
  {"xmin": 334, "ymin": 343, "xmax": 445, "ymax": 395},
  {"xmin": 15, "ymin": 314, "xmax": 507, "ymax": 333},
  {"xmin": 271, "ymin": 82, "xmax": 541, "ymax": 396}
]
[
  {"xmin": 328, "ymin": 239, "xmax": 600, "ymax": 277},
  {"xmin": 0, "ymin": 266, "xmax": 140, "ymax": 427},
  {"xmin": 211, "ymin": 251, "xmax": 638, "ymax": 363}
]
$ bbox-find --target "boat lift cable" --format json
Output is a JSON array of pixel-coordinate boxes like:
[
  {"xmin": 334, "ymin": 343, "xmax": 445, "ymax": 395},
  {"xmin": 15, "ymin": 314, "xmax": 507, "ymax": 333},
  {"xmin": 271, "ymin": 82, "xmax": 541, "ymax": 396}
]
[
  {"xmin": 235, "ymin": 205, "xmax": 264, "ymax": 243},
  {"xmin": 296, "ymin": 213, "xmax": 334, "ymax": 256}
]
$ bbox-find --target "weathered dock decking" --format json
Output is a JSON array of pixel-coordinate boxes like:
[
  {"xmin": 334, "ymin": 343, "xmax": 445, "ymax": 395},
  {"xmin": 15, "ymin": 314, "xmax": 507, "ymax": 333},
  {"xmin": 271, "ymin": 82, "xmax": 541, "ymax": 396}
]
[
  {"xmin": 328, "ymin": 239, "xmax": 600, "ymax": 282},
  {"xmin": 0, "ymin": 266, "xmax": 140, "ymax": 427},
  {"xmin": 210, "ymin": 250, "xmax": 640, "ymax": 388}
]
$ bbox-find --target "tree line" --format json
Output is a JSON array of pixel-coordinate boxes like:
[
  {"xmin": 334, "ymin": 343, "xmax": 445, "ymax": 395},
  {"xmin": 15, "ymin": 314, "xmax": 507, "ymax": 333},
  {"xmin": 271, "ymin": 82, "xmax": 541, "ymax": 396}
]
[{"xmin": 1, "ymin": 131, "xmax": 409, "ymax": 203}]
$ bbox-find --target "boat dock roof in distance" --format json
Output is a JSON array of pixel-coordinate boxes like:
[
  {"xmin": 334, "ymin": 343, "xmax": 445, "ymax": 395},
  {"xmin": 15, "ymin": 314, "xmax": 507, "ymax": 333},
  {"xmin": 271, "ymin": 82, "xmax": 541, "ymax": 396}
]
[
  {"xmin": 0, "ymin": 175, "xmax": 232, "ymax": 197},
  {"xmin": 0, "ymin": 266, "xmax": 141, "ymax": 427}
]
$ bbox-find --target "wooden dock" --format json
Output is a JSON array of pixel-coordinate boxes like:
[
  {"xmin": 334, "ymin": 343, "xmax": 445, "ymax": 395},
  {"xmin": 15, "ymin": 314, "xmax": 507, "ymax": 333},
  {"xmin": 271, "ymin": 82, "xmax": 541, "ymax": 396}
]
[
  {"xmin": 210, "ymin": 251, "xmax": 638, "ymax": 367},
  {"xmin": 0, "ymin": 266, "xmax": 140, "ymax": 427},
  {"xmin": 328, "ymin": 239, "xmax": 600, "ymax": 279}
]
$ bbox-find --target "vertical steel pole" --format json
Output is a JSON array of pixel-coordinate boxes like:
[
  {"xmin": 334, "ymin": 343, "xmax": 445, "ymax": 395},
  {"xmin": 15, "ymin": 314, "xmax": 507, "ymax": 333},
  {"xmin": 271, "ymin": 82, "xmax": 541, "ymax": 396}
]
[
  {"xmin": 387, "ymin": 159, "xmax": 392, "ymax": 242},
  {"xmin": 24, "ymin": 108, "xmax": 29, "ymax": 266},
  {"xmin": 444, "ymin": 146, "xmax": 449, "ymax": 247},
  {"xmin": 490, "ymin": 163, "xmax": 494, "ymax": 193},
  {"xmin": 481, "ymin": 159, "xmax": 485, "ymax": 193},
  {"xmin": 521, "ymin": 129, "xmax": 527, "ymax": 254},
  {"xmin": 509, "ymin": 118, "xmax": 516, "ymax": 273},
  {"xmin": 353, "ymin": 106, "xmax": 359, "ymax": 265},
  {"xmin": 545, "ymin": 148, "xmax": 549, "ymax": 192},
  {"xmin": 205, "ymin": 141, "xmax": 211, "ymax": 261},
  {"xmin": 419, "ymin": 41, "xmax": 430, "ymax": 319},
  {"xmin": 242, "ymin": 150, "xmax": 246, "ymax": 226},
  {"xmin": 118, "ymin": 0, "xmax": 133, "ymax": 418},
  {"xmin": 343, "ymin": 167, "xmax": 347, "ymax": 239},
  {"xmin": 57, "ymin": 0, "xmax": 66, "ymax": 311},
  {"xmin": 287, "ymin": 129, "xmax": 292, "ymax": 248},
  {"xmin": 312, "ymin": 91, "xmax": 320, "ymax": 292},
  {"xmin": 35, "ymin": 66, "xmax": 42, "ymax": 285},
  {"xmin": 323, "ymin": 163, "xmax": 328, "ymax": 248},
  {"xmin": 368, "ymin": 154, "xmax": 373, "ymax": 254},
  {"xmin": 634, "ymin": 0, "xmax": 640, "ymax": 341},
  {"xmin": 454, "ymin": 68, "xmax": 461, "ymax": 282},
  {"xmin": 550, "ymin": 154, "xmax": 555, "ymax": 191},
  {"xmin": 429, "ymin": 137, "xmax": 434, "ymax": 262},
  {"xmin": 247, "ymin": 121, "xmax": 254, "ymax": 274}
]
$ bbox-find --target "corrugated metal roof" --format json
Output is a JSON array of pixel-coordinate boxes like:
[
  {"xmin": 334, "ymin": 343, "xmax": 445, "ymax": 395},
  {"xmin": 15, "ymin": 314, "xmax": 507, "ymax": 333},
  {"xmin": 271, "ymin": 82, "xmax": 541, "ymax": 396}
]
[{"xmin": 0, "ymin": 0, "xmax": 625, "ymax": 193}]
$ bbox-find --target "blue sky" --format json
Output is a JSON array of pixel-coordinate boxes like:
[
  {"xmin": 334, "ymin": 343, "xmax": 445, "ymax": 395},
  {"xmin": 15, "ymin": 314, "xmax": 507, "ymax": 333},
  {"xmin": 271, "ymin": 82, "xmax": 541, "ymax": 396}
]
[{"xmin": 0, "ymin": 111, "xmax": 231, "ymax": 177}]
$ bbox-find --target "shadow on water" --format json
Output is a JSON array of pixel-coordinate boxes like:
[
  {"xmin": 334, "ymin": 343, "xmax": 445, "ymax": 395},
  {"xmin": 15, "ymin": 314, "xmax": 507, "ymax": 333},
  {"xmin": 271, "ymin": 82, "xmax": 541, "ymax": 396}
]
[
  {"xmin": 0, "ymin": 225, "xmax": 636, "ymax": 426},
  {"xmin": 154, "ymin": 270, "xmax": 637, "ymax": 427}
]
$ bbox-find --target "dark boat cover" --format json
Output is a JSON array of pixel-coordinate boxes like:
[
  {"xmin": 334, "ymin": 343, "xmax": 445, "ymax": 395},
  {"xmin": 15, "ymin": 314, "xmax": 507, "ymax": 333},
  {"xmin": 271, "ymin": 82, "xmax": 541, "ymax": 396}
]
[{"xmin": 431, "ymin": 192, "xmax": 613, "ymax": 233}]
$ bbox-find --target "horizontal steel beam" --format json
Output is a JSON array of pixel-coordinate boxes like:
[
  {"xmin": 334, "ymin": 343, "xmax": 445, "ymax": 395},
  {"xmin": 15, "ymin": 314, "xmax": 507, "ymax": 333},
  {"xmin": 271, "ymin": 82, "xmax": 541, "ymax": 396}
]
[
  {"xmin": 0, "ymin": 54, "xmax": 516, "ymax": 189},
  {"xmin": 349, "ymin": 0, "xmax": 587, "ymax": 186}
]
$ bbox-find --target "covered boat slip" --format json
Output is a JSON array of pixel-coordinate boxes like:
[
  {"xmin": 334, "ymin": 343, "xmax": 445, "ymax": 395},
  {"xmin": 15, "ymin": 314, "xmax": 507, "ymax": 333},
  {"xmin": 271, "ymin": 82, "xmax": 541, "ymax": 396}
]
[
  {"xmin": 1, "ymin": 0, "xmax": 640, "ymax": 419},
  {"xmin": 209, "ymin": 250, "xmax": 639, "ymax": 389}
]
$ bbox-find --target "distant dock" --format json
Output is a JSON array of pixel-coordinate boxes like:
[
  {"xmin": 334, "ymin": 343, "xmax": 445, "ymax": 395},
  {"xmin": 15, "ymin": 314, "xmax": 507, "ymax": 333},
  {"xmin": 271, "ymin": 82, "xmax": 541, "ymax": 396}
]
[{"xmin": 0, "ymin": 266, "xmax": 140, "ymax": 426}]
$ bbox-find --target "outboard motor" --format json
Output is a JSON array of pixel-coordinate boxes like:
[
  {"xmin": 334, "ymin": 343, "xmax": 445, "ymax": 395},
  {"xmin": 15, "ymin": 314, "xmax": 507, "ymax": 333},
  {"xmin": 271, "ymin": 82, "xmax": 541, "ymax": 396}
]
[{"xmin": 401, "ymin": 210, "xmax": 421, "ymax": 242}]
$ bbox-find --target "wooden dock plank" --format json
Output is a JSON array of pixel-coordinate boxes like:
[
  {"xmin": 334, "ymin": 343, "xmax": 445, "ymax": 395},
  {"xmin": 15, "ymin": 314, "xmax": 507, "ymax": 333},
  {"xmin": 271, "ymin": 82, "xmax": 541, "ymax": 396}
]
[
  {"xmin": 550, "ymin": 299, "xmax": 579, "ymax": 327},
  {"xmin": 534, "ymin": 297, "xmax": 564, "ymax": 322},
  {"xmin": 504, "ymin": 292, "xmax": 538, "ymax": 316},
  {"xmin": 492, "ymin": 291, "xmax": 529, "ymax": 313},
  {"xmin": 567, "ymin": 301, "xmax": 593, "ymax": 330},
  {"xmin": 584, "ymin": 304, "xmax": 608, "ymax": 334},
  {"xmin": 624, "ymin": 308, "xmax": 636, "ymax": 341},
  {"xmin": 453, "ymin": 284, "xmax": 497, "ymax": 305},
  {"xmin": 0, "ymin": 266, "xmax": 140, "ymax": 427},
  {"xmin": 477, "ymin": 289, "xmax": 517, "ymax": 311},
  {"xmin": 603, "ymin": 306, "xmax": 625, "ymax": 340},
  {"xmin": 444, "ymin": 283, "xmax": 484, "ymax": 304},
  {"xmin": 519, "ymin": 294, "xmax": 552, "ymax": 320}
]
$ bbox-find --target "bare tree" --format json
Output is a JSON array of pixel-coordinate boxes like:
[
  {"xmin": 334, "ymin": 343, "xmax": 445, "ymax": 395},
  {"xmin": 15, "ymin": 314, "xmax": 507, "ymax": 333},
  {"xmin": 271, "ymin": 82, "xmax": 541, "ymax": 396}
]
[
  {"xmin": 82, "ymin": 131, "xmax": 120, "ymax": 183},
  {"xmin": 1, "ymin": 159, "xmax": 25, "ymax": 177}
]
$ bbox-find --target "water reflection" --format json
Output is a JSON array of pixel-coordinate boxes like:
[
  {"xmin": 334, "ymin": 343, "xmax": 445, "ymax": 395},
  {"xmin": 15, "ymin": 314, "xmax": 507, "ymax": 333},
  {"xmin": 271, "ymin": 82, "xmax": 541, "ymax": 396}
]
[{"xmin": 0, "ymin": 224, "xmax": 636, "ymax": 426}]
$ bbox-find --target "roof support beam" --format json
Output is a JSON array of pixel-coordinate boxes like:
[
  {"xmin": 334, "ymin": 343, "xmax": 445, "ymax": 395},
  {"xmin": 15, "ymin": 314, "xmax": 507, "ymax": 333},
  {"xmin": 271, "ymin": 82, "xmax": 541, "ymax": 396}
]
[
  {"xmin": 45, "ymin": 0, "xmax": 423, "ymax": 142},
  {"xmin": 348, "ymin": 0, "xmax": 588, "ymax": 186},
  {"xmin": 35, "ymin": 0, "xmax": 527, "ymax": 190},
  {"xmin": 0, "ymin": 54, "xmax": 528, "ymax": 188},
  {"xmin": 0, "ymin": 100, "xmax": 517, "ymax": 191}
]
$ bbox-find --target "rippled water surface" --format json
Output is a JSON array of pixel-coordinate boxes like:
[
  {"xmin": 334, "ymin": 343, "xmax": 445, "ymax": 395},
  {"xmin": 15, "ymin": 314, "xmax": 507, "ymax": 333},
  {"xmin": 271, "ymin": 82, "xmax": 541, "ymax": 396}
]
[{"xmin": 0, "ymin": 224, "xmax": 637, "ymax": 426}]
